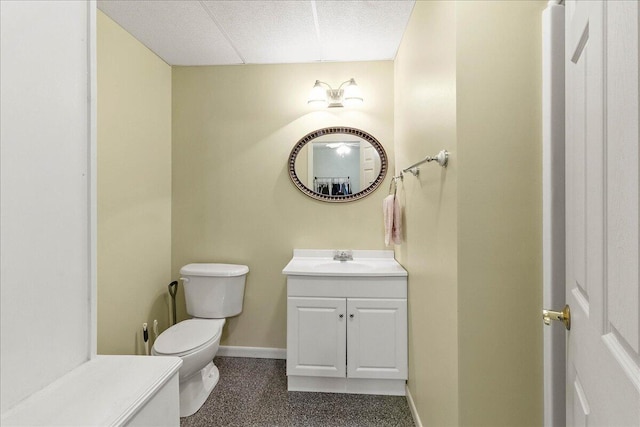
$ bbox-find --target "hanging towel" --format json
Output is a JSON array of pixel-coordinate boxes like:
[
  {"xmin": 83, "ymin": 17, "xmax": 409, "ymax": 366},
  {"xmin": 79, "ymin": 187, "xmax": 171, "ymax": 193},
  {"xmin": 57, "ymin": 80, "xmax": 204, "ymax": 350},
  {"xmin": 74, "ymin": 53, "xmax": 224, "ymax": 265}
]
[
  {"xmin": 383, "ymin": 195, "xmax": 394, "ymax": 245},
  {"xmin": 392, "ymin": 195, "xmax": 402, "ymax": 244},
  {"xmin": 383, "ymin": 195, "xmax": 402, "ymax": 246}
]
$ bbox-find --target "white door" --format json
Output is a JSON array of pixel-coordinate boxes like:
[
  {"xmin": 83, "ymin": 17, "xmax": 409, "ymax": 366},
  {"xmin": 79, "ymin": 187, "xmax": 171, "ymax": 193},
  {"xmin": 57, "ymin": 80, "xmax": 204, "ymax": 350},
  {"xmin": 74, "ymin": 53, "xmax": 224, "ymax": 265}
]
[
  {"xmin": 346, "ymin": 298, "xmax": 407, "ymax": 380},
  {"xmin": 565, "ymin": 1, "xmax": 640, "ymax": 425},
  {"xmin": 286, "ymin": 297, "xmax": 346, "ymax": 378},
  {"xmin": 360, "ymin": 142, "xmax": 375, "ymax": 190}
]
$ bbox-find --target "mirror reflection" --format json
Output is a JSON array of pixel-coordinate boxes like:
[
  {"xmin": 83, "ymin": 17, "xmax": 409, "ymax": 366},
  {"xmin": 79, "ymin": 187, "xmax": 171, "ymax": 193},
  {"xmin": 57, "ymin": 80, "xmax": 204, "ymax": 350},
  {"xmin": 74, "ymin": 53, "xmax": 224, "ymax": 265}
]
[{"xmin": 288, "ymin": 127, "xmax": 387, "ymax": 202}]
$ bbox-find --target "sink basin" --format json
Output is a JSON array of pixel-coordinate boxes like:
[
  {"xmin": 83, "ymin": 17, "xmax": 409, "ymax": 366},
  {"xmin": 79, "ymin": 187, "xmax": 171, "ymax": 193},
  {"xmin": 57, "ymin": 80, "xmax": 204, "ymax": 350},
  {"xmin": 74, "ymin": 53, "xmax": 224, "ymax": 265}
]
[
  {"xmin": 313, "ymin": 261, "xmax": 377, "ymax": 272},
  {"xmin": 282, "ymin": 250, "xmax": 407, "ymax": 277}
]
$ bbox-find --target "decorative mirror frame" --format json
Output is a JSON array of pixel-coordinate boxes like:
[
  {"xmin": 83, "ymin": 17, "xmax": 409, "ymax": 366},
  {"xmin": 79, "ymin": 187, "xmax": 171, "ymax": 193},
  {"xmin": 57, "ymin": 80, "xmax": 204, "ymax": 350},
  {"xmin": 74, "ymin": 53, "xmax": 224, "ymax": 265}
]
[{"xmin": 288, "ymin": 126, "xmax": 388, "ymax": 203}]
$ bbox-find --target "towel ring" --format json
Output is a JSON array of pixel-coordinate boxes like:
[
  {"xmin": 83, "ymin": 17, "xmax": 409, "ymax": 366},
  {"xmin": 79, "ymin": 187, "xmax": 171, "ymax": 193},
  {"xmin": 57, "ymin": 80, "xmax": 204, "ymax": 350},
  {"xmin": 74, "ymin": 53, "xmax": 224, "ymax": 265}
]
[{"xmin": 389, "ymin": 175, "xmax": 402, "ymax": 196}]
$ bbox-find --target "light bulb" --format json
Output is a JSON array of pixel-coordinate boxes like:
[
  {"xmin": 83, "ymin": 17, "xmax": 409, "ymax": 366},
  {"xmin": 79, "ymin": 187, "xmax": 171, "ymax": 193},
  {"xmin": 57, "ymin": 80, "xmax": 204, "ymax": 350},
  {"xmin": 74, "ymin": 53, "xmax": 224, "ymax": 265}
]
[
  {"xmin": 342, "ymin": 78, "xmax": 363, "ymax": 106},
  {"xmin": 308, "ymin": 80, "xmax": 328, "ymax": 106},
  {"xmin": 336, "ymin": 144, "xmax": 351, "ymax": 157}
]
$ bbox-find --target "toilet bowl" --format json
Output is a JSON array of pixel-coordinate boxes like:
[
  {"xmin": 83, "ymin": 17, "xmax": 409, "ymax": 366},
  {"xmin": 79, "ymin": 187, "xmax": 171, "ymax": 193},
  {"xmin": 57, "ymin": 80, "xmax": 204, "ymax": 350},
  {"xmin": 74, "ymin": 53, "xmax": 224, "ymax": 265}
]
[
  {"xmin": 151, "ymin": 318, "xmax": 225, "ymax": 416},
  {"xmin": 151, "ymin": 263, "xmax": 248, "ymax": 417}
]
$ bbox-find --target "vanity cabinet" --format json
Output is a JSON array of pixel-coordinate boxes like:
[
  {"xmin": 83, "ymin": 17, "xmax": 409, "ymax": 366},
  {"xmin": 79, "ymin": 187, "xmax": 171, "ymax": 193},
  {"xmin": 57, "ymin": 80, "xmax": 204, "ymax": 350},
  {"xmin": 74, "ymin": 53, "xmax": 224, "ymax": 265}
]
[
  {"xmin": 285, "ymin": 273, "xmax": 408, "ymax": 396},
  {"xmin": 287, "ymin": 297, "xmax": 407, "ymax": 380}
]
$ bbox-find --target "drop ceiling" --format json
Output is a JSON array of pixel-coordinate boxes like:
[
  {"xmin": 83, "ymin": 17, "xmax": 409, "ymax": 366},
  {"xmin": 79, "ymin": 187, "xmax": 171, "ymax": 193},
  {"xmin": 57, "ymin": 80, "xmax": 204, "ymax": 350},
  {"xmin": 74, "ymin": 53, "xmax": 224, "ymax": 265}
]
[{"xmin": 97, "ymin": 0, "xmax": 415, "ymax": 66}]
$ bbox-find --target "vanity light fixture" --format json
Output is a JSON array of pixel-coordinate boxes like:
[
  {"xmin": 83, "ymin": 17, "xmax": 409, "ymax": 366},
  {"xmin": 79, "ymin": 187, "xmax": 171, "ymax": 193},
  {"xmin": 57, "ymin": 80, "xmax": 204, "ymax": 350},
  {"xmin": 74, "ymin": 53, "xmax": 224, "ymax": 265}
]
[
  {"xmin": 335, "ymin": 144, "xmax": 351, "ymax": 157},
  {"xmin": 307, "ymin": 78, "xmax": 363, "ymax": 108}
]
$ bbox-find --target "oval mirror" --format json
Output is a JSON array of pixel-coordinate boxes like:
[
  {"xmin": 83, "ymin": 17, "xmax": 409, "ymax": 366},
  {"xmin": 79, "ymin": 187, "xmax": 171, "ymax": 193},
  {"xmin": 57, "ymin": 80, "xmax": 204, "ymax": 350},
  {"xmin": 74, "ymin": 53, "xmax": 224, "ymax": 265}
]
[{"xmin": 288, "ymin": 127, "xmax": 388, "ymax": 202}]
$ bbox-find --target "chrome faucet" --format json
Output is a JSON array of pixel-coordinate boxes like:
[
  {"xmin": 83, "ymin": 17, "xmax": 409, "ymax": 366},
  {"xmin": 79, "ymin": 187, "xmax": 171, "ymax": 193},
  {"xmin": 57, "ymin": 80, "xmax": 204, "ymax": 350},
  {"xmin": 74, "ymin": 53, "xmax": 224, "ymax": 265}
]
[{"xmin": 333, "ymin": 250, "xmax": 353, "ymax": 262}]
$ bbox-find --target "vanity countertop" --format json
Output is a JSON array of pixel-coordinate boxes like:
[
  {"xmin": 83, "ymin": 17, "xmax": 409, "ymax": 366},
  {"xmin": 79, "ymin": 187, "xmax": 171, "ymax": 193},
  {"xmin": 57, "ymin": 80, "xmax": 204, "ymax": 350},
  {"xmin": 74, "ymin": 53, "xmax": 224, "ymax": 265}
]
[{"xmin": 282, "ymin": 249, "xmax": 407, "ymax": 277}]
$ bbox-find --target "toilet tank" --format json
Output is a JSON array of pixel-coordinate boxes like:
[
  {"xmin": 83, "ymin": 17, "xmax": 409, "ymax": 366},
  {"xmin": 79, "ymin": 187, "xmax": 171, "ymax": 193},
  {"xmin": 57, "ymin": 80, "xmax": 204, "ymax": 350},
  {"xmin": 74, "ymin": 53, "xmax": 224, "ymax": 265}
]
[{"xmin": 180, "ymin": 263, "xmax": 249, "ymax": 318}]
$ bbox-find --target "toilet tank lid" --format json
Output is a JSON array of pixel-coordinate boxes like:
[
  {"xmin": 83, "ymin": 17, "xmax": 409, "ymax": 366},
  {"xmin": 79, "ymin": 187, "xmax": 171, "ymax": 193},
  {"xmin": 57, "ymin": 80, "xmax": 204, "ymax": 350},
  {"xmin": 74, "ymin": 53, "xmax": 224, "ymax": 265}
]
[{"xmin": 180, "ymin": 263, "xmax": 249, "ymax": 277}]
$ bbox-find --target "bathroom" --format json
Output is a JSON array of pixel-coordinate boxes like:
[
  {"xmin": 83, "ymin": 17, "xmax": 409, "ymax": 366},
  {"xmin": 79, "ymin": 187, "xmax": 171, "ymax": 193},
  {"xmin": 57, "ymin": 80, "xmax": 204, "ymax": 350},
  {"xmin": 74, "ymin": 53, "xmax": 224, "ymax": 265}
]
[
  {"xmin": 97, "ymin": 1, "xmax": 540, "ymax": 424},
  {"xmin": 3, "ymin": 0, "xmax": 638, "ymax": 426}
]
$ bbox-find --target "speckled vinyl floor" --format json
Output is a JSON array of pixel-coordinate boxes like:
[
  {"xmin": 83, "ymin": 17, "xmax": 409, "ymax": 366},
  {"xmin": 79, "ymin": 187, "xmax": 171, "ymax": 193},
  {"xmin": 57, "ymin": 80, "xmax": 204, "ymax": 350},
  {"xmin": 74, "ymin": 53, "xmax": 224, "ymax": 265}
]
[{"xmin": 180, "ymin": 357, "xmax": 415, "ymax": 427}]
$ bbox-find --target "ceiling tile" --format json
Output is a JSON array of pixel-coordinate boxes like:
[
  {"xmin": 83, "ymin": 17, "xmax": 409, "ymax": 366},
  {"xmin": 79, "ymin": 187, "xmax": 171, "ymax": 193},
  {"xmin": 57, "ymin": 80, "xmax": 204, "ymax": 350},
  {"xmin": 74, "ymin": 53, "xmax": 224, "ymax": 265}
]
[
  {"xmin": 315, "ymin": 0, "xmax": 414, "ymax": 62},
  {"xmin": 98, "ymin": 0, "xmax": 242, "ymax": 65},
  {"xmin": 203, "ymin": 0, "xmax": 321, "ymax": 64}
]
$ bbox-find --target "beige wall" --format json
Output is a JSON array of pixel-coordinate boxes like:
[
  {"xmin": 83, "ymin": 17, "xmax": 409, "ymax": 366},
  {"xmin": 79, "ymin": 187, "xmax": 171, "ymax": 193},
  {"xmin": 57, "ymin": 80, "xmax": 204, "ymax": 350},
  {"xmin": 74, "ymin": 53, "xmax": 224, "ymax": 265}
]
[
  {"xmin": 97, "ymin": 11, "xmax": 173, "ymax": 355},
  {"xmin": 456, "ymin": 1, "xmax": 544, "ymax": 425},
  {"xmin": 171, "ymin": 62, "xmax": 394, "ymax": 347},
  {"xmin": 395, "ymin": 1, "xmax": 544, "ymax": 425},
  {"xmin": 394, "ymin": 1, "xmax": 459, "ymax": 426}
]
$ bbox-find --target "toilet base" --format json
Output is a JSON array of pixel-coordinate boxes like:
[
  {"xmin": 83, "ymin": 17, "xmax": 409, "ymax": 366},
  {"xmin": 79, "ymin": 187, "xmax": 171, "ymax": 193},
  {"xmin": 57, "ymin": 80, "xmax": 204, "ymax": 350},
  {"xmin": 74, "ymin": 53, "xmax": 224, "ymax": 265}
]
[{"xmin": 179, "ymin": 360, "xmax": 220, "ymax": 417}]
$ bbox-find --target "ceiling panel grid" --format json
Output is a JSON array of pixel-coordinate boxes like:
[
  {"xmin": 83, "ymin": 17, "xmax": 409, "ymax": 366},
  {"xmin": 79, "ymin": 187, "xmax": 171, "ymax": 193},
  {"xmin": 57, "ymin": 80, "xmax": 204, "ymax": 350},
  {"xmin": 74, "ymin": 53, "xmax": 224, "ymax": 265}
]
[{"xmin": 97, "ymin": 0, "xmax": 415, "ymax": 66}]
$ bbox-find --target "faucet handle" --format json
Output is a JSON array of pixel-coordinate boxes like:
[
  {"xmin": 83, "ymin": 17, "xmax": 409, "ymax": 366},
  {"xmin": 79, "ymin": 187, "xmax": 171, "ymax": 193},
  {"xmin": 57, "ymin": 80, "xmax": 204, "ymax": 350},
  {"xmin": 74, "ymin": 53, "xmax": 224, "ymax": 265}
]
[{"xmin": 333, "ymin": 249, "xmax": 353, "ymax": 261}]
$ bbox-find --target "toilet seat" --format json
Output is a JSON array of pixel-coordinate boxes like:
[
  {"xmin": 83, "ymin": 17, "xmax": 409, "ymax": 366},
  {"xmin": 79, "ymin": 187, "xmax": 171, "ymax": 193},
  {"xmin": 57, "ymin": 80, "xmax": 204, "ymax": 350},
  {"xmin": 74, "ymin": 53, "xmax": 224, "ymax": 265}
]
[{"xmin": 153, "ymin": 318, "xmax": 224, "ymax": 357}]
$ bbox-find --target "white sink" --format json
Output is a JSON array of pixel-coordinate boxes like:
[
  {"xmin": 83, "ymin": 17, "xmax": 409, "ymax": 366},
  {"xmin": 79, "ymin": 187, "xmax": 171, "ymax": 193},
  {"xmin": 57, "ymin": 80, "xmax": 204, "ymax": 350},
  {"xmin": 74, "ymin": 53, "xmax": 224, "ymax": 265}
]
[{"xmin": 282, "ymin": 249, "xmax": 407, "ymax": 277}]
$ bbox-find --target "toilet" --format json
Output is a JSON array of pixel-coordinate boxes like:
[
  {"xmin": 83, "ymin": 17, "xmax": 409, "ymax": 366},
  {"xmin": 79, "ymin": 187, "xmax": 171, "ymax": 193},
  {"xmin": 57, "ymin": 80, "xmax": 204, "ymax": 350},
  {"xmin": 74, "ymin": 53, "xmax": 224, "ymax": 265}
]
[{"xmin": 151, "ymin": 263, "xmax": 249, "ymax": 417}]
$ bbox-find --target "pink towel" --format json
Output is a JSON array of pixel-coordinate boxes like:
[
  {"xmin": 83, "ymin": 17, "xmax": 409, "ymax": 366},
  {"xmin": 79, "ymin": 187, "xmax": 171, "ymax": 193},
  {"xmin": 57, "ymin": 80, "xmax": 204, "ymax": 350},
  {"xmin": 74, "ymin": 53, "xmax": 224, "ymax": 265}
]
[{"xmin": 383, "ymin": 195, "xmax": 402, "ymax": 246}]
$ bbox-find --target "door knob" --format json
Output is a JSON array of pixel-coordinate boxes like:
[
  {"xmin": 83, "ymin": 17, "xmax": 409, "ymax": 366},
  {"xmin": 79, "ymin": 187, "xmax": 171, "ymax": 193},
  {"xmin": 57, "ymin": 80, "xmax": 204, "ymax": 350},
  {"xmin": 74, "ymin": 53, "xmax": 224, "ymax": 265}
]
[{"xmin": 542, "ymin": 304, "xmax": 571, "ymax": 330}]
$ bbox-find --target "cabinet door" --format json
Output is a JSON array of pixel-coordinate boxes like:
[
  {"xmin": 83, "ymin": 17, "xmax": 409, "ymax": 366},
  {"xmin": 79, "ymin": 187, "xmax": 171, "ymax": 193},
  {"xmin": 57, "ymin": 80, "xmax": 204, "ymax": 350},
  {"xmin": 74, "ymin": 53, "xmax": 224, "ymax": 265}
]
[
  {"xmin": 287, "ymin": 297, "xmax": 346, "ymax": 378},
  {"xmin": 347, "ymin": 298, "xmax": 407, "ymax": 379}
]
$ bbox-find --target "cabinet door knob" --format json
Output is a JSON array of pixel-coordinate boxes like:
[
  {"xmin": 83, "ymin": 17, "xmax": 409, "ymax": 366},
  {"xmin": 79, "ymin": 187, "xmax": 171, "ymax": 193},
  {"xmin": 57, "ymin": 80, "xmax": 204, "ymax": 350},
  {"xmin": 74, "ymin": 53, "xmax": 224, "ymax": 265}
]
[
  {"xmin": 349, "ymin": 314, "xmax": 354, "ymax": 318},
  {"xmin": 339, "ymin": 314, "xmax": 344, "ymax": 318}
]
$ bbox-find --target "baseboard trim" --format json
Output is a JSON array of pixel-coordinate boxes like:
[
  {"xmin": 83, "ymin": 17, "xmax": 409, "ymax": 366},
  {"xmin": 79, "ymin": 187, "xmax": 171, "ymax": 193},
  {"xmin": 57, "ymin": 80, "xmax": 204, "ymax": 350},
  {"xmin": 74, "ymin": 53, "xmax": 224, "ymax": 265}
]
[
  {"xmin": 217, "ymin": 345, "xmax": 286, "ymax": 359},
  {"xmin": 406, "ymin": 385, "xmax": 423, "ymax": 427}
]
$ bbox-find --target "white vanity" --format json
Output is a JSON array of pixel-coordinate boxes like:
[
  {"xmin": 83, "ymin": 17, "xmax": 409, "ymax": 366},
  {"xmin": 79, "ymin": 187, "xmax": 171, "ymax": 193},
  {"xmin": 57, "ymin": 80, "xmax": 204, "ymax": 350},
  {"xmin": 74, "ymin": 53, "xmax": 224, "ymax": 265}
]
[{"xmin": 282, "ymin": 249, "xmax": 408, "ymax": 396}]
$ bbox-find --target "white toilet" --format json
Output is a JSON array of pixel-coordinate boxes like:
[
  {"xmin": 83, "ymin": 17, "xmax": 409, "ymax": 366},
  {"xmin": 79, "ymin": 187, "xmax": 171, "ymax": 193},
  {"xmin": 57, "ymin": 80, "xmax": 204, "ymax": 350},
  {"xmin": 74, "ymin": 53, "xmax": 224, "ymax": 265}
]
[{"xmin": 151, "ymin": 263, "xmax": 249, "ymax": 417}]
